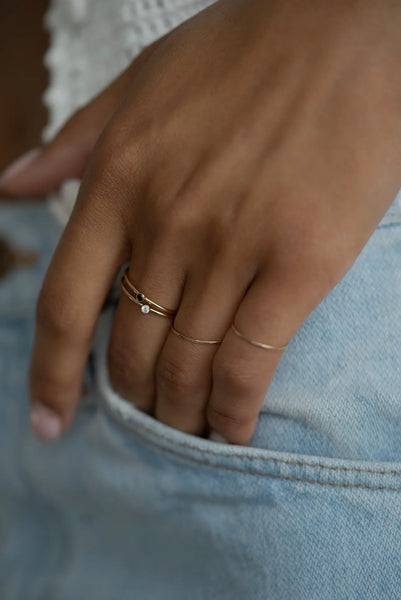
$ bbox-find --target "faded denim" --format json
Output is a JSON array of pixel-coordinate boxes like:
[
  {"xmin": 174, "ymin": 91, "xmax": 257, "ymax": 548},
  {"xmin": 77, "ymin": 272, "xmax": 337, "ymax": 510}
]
[{"xmin": 1, "ymin": 191, "xmax": 401, "ymax": 599}]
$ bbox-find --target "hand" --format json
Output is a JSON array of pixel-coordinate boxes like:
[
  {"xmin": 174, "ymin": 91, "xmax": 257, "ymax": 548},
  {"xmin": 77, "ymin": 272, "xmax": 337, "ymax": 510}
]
[{"xmin": 2, "ymin": 0, "xmax": 401, "ymax": 445}]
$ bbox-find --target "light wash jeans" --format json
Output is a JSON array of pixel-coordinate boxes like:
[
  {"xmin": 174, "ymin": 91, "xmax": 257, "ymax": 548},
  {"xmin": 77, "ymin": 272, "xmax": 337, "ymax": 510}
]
[{"xmin": 1, "ymin": 192, "xmax": 401, "ymax": 599}]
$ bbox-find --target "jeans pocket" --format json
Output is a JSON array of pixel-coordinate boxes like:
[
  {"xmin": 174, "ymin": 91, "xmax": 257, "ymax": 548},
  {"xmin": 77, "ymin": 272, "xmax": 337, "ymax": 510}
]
[
  {"xmin": 83, "ymin": 305, "xmax": 401, "ymax": 600},
  {"xmin": 93, "ymin": 306, "xmax": 401, "ymax": 490},
  {"xmin": 84, "ymin": 188, "xmax": 401, "ymax": 599}
]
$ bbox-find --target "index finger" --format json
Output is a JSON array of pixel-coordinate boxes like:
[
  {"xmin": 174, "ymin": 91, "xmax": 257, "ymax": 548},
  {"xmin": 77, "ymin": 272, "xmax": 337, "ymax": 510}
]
[{"xmin": 29, "ymin": 182, "xmax": 129, "ymax": 441}]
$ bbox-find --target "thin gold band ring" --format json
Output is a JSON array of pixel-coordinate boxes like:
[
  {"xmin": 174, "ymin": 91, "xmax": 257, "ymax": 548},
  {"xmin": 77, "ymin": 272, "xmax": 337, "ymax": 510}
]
[
  {"xmin": 171, "ymin": 324, "xmax": 222, "ymax": 344},
  {"xmin": 121, "ymin": 266, "xmax": 289, "ymax": 350},
  {"xmin": 231, "ymin": 321, "xmax": 289, "ymax": 351}
]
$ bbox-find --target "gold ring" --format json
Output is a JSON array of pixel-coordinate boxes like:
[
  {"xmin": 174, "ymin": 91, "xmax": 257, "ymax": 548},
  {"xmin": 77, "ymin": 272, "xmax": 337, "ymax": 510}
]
[
  {"xmin": 171, "ymin": 324, "xmax": 222, "ymax": 345},
  {"xmin": 231, "ymin": 321, "xmax": 289, "ymax": 351},
  {"xmin": 121, "ymin": 269, "xmax": 177, "ymax": 318},
  {"xmin": 122, "ymin": 268, "xmax": 177, "ymax": 315}
]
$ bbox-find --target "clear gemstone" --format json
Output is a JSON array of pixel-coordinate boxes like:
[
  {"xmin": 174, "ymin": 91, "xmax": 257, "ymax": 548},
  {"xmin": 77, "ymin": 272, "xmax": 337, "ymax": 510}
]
[{"xmin": 141, "ymin": 305, "xmax": 150, "ymax": 314}]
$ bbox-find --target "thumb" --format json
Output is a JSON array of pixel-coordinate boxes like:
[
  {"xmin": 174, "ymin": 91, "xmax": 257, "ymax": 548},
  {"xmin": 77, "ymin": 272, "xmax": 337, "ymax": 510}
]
[
  {"xmin": 0, "ymin": 33, "xmax": 168, "ymax": 198},
  {"xmin": 0, "ymin": 81, "xmax": 124, "ymax": 198}
]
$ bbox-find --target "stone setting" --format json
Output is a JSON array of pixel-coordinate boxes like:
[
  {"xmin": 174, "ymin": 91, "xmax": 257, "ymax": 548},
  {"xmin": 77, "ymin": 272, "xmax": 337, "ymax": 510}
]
[
  {"xmin": 137, "ymin": 293, "xmax": 145, "ymax": 302},
  {"xmin": 141, "ymin": 304, "xmax": 150, "ymax": 314}
]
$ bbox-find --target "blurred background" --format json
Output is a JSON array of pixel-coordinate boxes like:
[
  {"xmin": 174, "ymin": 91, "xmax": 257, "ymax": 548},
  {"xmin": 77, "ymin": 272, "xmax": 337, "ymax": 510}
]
[
  {"xmin": 0, "ymin": 0, "xmax": 49, "ymax": 173},
  {"xmin": 0, "ymin": 0, "xmax": 61, "ymax": 334}
]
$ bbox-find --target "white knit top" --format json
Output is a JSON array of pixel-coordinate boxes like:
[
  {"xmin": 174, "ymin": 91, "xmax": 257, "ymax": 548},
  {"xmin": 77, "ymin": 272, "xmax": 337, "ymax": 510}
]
[{"xmin": 43, "ymin": 0, "xmax": 215, "ymax": 223}]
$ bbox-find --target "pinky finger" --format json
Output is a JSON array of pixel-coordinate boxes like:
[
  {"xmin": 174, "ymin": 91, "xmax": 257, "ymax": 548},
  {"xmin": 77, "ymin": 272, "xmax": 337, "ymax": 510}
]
[{"xmin": 207, "ymin": 272, "xmax": 304, "ymax": 445}]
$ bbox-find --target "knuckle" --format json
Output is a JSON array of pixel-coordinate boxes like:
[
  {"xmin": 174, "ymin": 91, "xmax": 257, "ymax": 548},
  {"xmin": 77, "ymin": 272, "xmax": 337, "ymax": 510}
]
[
  {"xmin": 36, "ymin": 288, "xmax": 80, "ymax": 339},
  {"xmin": 142, "ymin": 198, "xmax": 174, "ymax": 241},
  {"xmin": 143, "ymin": 170, "xmax": 204, "ymax": 243},
  {"xmin": 202, "ymin": 215, "xmax": 234, "ymax": 258},
  {"xmin": 91, "ymin": 127, "xmax": 144, "ymax": 189},
  {"xmin": 156, "ymin": 356, "xmax": 194, "ymax": 397},
  {"xmin": 313, "ymin": 243, "xmax": 346, "ymax": 292},
  {"xmin": 269, "ymin": 230, "xmax": 343, "ymax": 313},
  {"xmin": 207, "ymin": 404, "xmax": 254, "ymax": 433},
  {"xmin": 107, "ymin": 343, "xmax": 145, "ymax": 394},
  {"xmin": 297, "ymin": 253, "xmax": 341, "ymax": 309},
  {"xmin": 213, "ymin": 356, "xmax": 257, "ymax": 395},
  {"xmin": 149, "ymin": 195, "xmax": 197, "ymax": 241},
  {"xmin": 156, "ymin": 392, "xmax": 197, "ymax": 415}
]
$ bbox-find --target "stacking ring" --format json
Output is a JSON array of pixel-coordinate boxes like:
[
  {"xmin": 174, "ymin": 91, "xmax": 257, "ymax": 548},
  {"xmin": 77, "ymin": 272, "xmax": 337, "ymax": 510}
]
[
  {"xmin": 120, "ymin": 267, "xmax": 177, "ymax": 318},
  {"xmin": 120, "ymin": 266, "xmax": 289, "ymax": 350},
  {"xmin": 231, "ymin": 320, "xmax": 289, "ymax": 351},
  {"xmin": 171, "ymin": 323, "xmax": 222, "ymax": 345}
]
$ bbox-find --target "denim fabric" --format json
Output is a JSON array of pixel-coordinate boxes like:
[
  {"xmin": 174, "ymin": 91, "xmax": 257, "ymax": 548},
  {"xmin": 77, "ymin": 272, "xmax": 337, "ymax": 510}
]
[{"xmin": 1, "ymin": 194, "xmax": 401, "ymax": 599}]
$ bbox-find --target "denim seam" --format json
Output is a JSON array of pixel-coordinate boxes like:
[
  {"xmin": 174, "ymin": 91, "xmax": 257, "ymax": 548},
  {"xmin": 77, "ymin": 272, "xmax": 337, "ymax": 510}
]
[
  {"xmin": 123, "ymin": 426, "xmax": 401, "ymax": 491},
  {"xmin": 103, "ymin": 401, "xmax": 401, "ymax": 479}
]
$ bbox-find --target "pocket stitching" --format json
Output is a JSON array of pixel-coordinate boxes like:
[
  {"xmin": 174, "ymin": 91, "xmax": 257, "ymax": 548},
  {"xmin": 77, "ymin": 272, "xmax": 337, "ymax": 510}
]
[
  {"xmin": 98, "ymin": 308, "xmax": 401, "ymax": 486},
  {"xmin": 116, "ymin": 420, "xmax": 401, "ymax": 492},
  {"xmin": 103, "ymin": 398, "xmax": 401, "ymax": 478}
]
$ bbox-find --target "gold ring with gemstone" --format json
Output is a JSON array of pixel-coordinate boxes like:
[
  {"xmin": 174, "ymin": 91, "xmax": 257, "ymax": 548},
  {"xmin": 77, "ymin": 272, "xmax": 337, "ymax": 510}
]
[{"xmin": 121, "ymin": 268, "xmax": 177, "ymax": 318}]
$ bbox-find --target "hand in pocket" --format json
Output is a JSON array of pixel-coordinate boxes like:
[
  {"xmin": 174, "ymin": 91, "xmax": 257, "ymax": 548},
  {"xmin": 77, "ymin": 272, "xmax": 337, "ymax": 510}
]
[{"xmin": 2, "ymin": 0, "xmax": 401, "ymax": 445}]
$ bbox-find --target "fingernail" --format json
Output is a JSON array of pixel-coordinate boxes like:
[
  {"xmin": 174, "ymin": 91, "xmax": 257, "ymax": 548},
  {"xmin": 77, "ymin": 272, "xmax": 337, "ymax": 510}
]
[
  {"xmin": 209, "ymin": 430, "xmax": 229, "ymax": 444},
  {"xmin": 0, "ymin": 148, "xmax": 41, "ymax": 190},
  {"xmin": 30, "ymin": 402, "xmax": 62, "ymax": 442}
]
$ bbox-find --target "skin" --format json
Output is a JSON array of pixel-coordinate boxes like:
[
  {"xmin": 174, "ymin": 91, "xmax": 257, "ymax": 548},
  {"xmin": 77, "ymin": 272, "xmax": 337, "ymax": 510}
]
[{"xmin": 1, "ymin": 0, "xmax": 401, "ymax": 445}]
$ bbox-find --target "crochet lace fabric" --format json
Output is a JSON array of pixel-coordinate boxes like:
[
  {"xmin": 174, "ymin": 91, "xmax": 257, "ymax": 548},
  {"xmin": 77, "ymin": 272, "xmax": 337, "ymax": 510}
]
[{"xmin": 43, "ymin": 0, "xmax": 215, "ymax": 223}]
